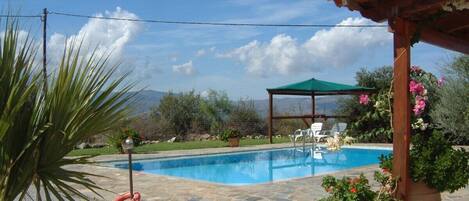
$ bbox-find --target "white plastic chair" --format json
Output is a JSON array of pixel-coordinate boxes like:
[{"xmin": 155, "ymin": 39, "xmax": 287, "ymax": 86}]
[
  {"xmin": 291, "ymin": 122, "xmax": 323, "ymax": 144},
  {"xmin": 323, "ymin": 123, "xmax": 347, "ymax": 137}
]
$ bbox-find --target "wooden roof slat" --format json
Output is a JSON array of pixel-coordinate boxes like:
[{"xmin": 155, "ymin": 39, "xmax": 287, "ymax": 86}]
[{"xmin": 420, "ymin": 26, "xmax": 469, "ymax": 54}]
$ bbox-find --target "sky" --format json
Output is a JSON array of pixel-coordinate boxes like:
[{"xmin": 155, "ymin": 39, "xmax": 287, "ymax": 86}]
[{"xmin": 5, "ymin": 0, "xmax": 457, "ymax": 99}]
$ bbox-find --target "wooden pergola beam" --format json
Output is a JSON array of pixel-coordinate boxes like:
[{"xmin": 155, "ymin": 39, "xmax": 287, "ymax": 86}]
[
  {"xmin": 420, "ymin": 27, "xmax": 469, "ymax": 55},
  {"xmin": 267, "ymin": 91, "xmax": 361, "ymax": 144}
]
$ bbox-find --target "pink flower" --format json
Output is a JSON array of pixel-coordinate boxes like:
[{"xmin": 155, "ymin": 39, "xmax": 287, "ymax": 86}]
[
  {"xmin": 411, "ymin": 66, "xmax": 422, "ymax": 74},
  {"xmin": 437, "ymin": 76, "xmax": 445, "ymax": 87},
  {"xmin": 413, "ymin": 97, "xmax": 426, "ymax": 116},
  {"xmin": 359, "ymin": 94, "xmax": 369, "ymax": 105},
  {"xmin": 409, "ymin": 80, "xmax": 425, "ymax": 95}
]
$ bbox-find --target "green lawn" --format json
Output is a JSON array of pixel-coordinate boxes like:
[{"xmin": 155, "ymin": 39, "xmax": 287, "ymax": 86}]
[{"xmin": 68, "ymin": 137, "xmax": 291, "ymax": 157}]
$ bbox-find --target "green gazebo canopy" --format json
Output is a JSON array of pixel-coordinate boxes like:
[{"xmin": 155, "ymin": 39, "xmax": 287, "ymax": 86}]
[{"xmin": 267, "ymin": 78, "xmax": 373, "ymax": 95}]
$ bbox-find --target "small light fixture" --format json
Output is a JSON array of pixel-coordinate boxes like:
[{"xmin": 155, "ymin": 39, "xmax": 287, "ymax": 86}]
[
  {"xmin": 122, "ymin": 136, "xmax": 134, "ymax": 151},
  {"xmin": 122, "ymin": 136, "xmax": 134, "ymax": 199}
]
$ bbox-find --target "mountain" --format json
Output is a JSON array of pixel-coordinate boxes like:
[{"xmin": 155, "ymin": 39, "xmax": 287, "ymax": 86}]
[
  {"xmin": 252, "ymin": 96, "xmax": 342, "ymax": 117},
  {"xmin": 126, "ymin": 90, "xmax": 346, "ymax": 116},
  {"xmin": 127, "ymin": 90, "xmax": 167, "ymax": 115}
]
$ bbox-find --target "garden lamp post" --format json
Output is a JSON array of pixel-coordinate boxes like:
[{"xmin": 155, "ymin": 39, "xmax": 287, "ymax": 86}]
[{"xmin": 122, "ymin": 136, "xmax": 134, "ymax": 199}]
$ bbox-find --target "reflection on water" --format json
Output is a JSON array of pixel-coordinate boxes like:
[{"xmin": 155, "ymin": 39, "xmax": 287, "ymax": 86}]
[{"xmin": 113, "ymin": 147, "xmax": 391, "ymax": 185}]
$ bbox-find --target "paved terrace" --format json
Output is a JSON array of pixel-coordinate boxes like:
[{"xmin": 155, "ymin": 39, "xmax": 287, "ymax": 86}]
[{"xmin": 66, "ymin": 143, "xmax": 468, "ymax": 201}]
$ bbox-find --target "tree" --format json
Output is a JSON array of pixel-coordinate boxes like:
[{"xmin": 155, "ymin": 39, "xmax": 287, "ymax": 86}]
[
  {"xmin": 431, "ymin": 55, "xmax": 469, "ymax": 144},
  {"xmin": 152, "ymin": 91, "xmax": 202, "ymax": 136},
  {"xmin": 228, "ymin": 99, "xmax": 265, "ymax": 136},
  {"xmin": 199, "ymin": 90, "xmax": 232, "ymax": 134},
  {"xmin": 0, "ymin": 21, "xmax": 133, "ymax": 200}
]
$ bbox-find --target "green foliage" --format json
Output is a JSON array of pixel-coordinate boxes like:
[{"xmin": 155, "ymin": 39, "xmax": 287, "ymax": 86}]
[
  {"xmin": 410, "ymin": 131, "xmax": 469, "ymax": 192},
  {"xmin": 0, "ymin": 21, "xmax": 133, "ymax": 200},
  {"xmin": 108, "ymin": 128, "xmax": 142, "ymax": 153},
  {"xmin": 219, "ymin": 128, "xmax": 241, "ymax": 141},
  {"xmin": 152, "ymin": 91, "xmax": 204, "ymax": 135},
  {"xmin": 320, "ymin": 172, "xmax": 399, "ymax": 201},
  {"xmin": 228, "ymin": 99, "xmax": 265, "ymax": 136},
  {"xmin": 431, "ymin": 55, "xmax": 469, "ymax": 144},
  {"xmin": 378, "ymin": 154, "xmax": 393, "ymax": 172},
  {"xmin": 199, "ymin": 90, "xmax": 233, "ymax": 134},
  {"xmin": 274, "ymin": 118, "xmax": 304, "ymax": 136},
  {"xmin": 151, "ymin": 90, "xmax": 234, "ymax": 137},
  {"xmin": 337, "ymin": 66, "xmax": 394, "ymax": 143}
]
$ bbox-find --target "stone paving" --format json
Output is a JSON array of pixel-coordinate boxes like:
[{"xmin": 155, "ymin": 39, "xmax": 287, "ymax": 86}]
[{"xmin": 66, "ymin": 143, "xmax": 469, "ymax": 201}]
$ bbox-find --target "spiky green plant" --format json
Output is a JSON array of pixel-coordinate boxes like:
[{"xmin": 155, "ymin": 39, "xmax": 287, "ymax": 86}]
[{"xmin": 0, "ymin": 20, "xmax": 134, "ymax": 200}]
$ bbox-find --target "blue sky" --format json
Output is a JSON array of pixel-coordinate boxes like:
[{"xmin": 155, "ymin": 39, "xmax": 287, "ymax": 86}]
[{"xmin": 7, "ymin": 0, "xmax": 456, "ymax": 99}]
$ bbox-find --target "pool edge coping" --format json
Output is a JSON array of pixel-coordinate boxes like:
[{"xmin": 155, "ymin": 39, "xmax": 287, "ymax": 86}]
[{"xmin": 91, "ymin": 143, "xmax": 393, "ymax": 163}]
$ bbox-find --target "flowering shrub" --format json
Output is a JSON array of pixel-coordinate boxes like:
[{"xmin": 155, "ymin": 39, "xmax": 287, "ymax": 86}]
[
  {"xmin": 359, "ymin": 94, "xmax": 370, "ymax": 105},
  {"xmin": 379, "ymin": 65, "xmax": 469, "ymax": 193},
  {"xmin": 320, "ymin": 173, "xmax": 399, "ymax": 201}
]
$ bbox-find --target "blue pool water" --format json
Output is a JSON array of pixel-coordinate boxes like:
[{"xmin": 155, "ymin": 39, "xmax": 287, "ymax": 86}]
[{"xmin": 111, "ymin": 147, "xmax": 391, "ymax": 185}]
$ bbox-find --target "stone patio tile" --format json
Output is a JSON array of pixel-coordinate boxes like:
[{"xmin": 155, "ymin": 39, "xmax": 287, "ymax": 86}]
[{"xmin": 65, "ymin": 143, "xmax": 468, "ymax": 201}]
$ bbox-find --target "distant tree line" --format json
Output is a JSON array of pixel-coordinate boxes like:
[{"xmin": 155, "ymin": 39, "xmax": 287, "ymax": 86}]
[
  {"xmin": 129, "ymin": 90, "xmax": 266, "ymax": 141},
  {"xmin": 118, "ymin": 89, "xmax": 314, "ymax": 142}
]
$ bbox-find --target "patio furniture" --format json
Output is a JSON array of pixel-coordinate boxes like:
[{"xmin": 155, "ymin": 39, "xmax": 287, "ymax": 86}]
[
  {"xmin": 324, "ymin": 123, "xmax": 348, "ymax": 137},
  {"xmin": 291, "ymin": 122, "xmax": 323, "ymax": 148}
]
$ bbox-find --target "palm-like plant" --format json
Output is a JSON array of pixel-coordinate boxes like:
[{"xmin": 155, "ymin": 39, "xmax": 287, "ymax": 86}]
[{"xmin": 0, "ymin": 20, "xmax": 134, "ymax": 200}]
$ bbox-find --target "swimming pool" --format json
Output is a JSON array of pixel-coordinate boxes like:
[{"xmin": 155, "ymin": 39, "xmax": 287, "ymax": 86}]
[{"xmin": 111, "ymin": 147, "xmax": 391, "ymax": 185}]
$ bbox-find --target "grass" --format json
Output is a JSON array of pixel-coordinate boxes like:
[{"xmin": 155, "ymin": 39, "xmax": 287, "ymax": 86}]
[{"xmin": 68, "ymin": 137, "xmax": 291, "ymax": 157}]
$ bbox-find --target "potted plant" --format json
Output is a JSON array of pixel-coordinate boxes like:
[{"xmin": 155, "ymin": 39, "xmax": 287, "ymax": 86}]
[{"xmin": 220, "ymin": 128, "xmax": 241, "ymax": 147}]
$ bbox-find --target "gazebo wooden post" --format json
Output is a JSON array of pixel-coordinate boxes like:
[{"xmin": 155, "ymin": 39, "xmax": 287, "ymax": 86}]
[
  {"xmin": 268, "ymin": 92, "xmax": 273, "ymax": 144},
  {"xmin": 391, "ymin": 17, "xmax": 412, "ymax": 200},
  {"xmin": 311, "ymin": 92, "xmax": 315, "ymax": 124}
]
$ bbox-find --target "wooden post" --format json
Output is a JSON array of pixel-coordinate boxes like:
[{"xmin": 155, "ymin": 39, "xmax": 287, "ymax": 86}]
[
  {"xmin": 311, "ymin": 93, "xmax": 315, "ymax": 124},
  {"xmin": 391, "ymin": 17, "xmax": 412, "ymax": 200},
  {"xmin": 268, "ymin": 93, "xmax": 273, "ymax": 144}
]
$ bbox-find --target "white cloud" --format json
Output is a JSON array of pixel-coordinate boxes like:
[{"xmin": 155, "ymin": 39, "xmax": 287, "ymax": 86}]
[
  {"xmin": 47, "ymin": 7, "xmax": 142, "ymax": 72},
  {"xmin": 196, "ymin": 49, "xmax": 206, "ymax": 57},
  {"xmin": 221, "ymin": 17, "xmax": 391, "ymax": 77},
  {"xmin": 172, "ymin": 60, "xmax": 197, "ymax": 75}
]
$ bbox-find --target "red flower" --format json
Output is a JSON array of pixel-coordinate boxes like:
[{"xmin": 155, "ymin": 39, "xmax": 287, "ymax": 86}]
[
  {"xmin": 326, "ymin": 187, "xmax": 334, "ymax": 192},
  {"xmin": 350, "ymin": 187, "xmax": 357, "ymax": 193},
  {"xmin": 382, "ymin": 168, "xmax": 389, "ymax": 173}
]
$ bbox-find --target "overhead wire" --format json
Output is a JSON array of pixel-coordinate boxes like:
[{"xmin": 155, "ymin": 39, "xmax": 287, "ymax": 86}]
[
  {"xmin": 0, "ymin": 14, "xmax": 41, "ymax": 18},
  {"xmin": 48, "ymin": 11, "xmax": 388, "ymax": 28}
]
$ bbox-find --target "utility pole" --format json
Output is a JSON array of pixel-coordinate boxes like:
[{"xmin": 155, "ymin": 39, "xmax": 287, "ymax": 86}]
[{"xmin": 41, "ymin": 8, "xmax": 48, "ymax": 93}]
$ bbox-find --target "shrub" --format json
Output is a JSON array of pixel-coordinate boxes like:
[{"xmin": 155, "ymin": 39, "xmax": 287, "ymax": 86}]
[
  {"xmin": 219, "ymin": 128, "xmax": 241, "ymax": 142},
  {"xmin": 109, "ymin": 128, "xmax": 142, "ymax": 153},
  {"xmin": 410, "ymin": 131, "xmax": 469, "ymax": 192},
  {"xmin": 320, "ymin": 171, "xmax": 399, "ymax": 201},
  {"xmin": 336, "ymin": 66, "xmax": 394, "ymax": 143},
  {"xmin": 151, "ymin": 90, "xmax": 232, "ymax": 138},
  {"xmin": 151, "ymin": 91, "xmax": 201, "ymax": 135},
  {"xmin": 431, "ymin": 55, "xmax": 469, "ymax": 144},
  {"xmin": 320, "ymin": 174, "xmax": 378, "ymax": 201},
  {"xmin": 228, "ymin": 99, "xmax": 265, "ymax": 136}
]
